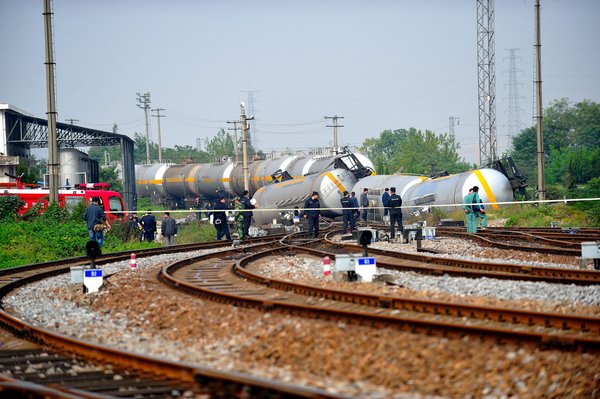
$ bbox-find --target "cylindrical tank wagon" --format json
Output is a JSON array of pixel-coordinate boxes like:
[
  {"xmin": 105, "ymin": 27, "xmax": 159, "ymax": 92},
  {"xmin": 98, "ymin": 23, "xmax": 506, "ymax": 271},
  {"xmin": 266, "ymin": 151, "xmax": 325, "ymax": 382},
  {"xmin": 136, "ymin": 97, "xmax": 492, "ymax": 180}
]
[
  {"xmin": 135, "ymin": 163, "xmax": 170, "ymax": 198},
  {"xmin": 252, "ymin": 168, "xmax": 514, "ymax": 225},
  {"xmin": 351, "ymin": 168, "xmax": 513, "ymax": 221},
  {"xmin": 252, "ymin": 168, "xmax": 358, "ymax": 225},
  {"xmin": 135, "ymin": 152, "xmax": 375, "ymax": 208},
  {"xmin": 402, "ymin": 168, "xmax": 513, "ymax": 216}
]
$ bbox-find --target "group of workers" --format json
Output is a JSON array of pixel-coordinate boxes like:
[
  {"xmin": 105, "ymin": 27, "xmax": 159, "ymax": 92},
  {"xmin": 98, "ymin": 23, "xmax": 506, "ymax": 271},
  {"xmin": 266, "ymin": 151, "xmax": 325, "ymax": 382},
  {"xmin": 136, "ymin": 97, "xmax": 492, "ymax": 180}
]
[
  {"xmin": 85, "ymin": 184, "xmax": 488, "ymax": 250},
  {"xmin": 83, "ymin": 197, "xmax": 178, "ymax": 249},
  {"xmin": 210, "ymin": 190, "xmax": 255, "ymax": 241}
]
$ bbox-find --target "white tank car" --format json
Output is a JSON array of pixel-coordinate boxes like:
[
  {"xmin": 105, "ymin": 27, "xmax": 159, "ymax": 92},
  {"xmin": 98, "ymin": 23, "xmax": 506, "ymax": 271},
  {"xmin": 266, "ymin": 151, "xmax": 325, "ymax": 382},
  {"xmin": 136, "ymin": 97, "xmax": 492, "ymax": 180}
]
[
  {"xmin": 351, "ymin": 174, "xmax": 426, "ymax": 220},
  {"xmin": 251, "ymin": 169, "xmax": 358, "ymax": 225},
  {"xmin": 401, "ymin": 168, "xmax": 513, "ymax": 216},
  {"xmin": 135, "ymin": 152, "xmax": 374, "ymax": 199},
  {"xmin": 135, "ymin": 163, "xmax": 170, "ymax": 197},
  {"xmin": 163, "ymin": 163, "xmax": 208, "ymax": 199}
]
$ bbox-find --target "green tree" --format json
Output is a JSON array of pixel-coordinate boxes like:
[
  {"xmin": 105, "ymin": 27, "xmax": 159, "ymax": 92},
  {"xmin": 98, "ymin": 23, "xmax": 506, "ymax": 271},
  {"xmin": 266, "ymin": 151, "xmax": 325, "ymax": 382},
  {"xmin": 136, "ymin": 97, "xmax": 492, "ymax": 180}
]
[
  {"xmin": 509, "ymin": 99, "xmax": 600, "ymax": 188},
  {"xmin": 99, "ymin": 164, "xmax": 123, "ymax": 193},
  {"xmin": 204, "ymin": 128, "xmax": 235, "ymax": 161},
  {"xmin": 360, "ymin": 128, "xmax": 471, "ymax": 175}
]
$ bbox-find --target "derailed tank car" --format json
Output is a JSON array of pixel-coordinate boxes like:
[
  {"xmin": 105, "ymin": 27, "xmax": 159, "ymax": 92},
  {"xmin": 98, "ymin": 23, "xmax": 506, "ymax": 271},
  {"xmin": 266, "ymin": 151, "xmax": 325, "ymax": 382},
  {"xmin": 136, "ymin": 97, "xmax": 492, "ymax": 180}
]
[
  {"xmin": 135, "ymin": 151, "xmax": 375, "ymax": 208},
  {"xmin": 251, "ymin": 169, "xmax": 359, "ymax": 225},
  {"xmin": 402, "ymin": 168, "xmax": 513, "ymax": 216},
  {"xmin": 351, "ymin": 168, "xmax": 514, "ymax": 221}
]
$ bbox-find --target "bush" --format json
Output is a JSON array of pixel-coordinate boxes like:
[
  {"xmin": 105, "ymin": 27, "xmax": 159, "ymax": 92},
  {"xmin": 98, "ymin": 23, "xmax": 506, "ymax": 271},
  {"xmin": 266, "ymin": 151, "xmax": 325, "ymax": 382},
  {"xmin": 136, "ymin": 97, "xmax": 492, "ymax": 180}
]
[{"xmin": 0, "ymin": 196, "xmax": 23, "ymax": 222}]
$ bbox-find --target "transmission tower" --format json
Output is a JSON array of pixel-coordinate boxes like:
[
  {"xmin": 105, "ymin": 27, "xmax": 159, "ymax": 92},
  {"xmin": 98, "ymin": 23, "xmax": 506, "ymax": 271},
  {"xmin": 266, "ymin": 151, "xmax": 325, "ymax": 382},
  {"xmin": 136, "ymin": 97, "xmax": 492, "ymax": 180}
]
[
  {"xmin": 504, "ymin": 48, "xmax": 525, "ymax": 141},
  {"xmin": 242, "ymin": 90, "xmax": 260, "ymax": 150},
  {"xmin": 449, "ymin": 116, "xmax": 460, "ymax": 140},
  {"xmin": 477, "ymin": 0, "xmax": 497, "ymax": 166}
]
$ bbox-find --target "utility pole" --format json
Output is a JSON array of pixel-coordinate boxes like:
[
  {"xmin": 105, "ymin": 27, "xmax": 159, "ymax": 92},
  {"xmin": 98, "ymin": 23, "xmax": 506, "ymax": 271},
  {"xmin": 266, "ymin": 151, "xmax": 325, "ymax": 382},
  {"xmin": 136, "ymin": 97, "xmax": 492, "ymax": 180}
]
[
  {"xmin": 43, "ymin": 0, "xmax": 59, "ymax": 203},
  {"xmin": 227, "ymin": 120, "xmax": 241, "ymax": 163},
  {"xmin": 151, "ymin": 108, "xmax": 165, "ymax": 163},
  {"xmin": 136, "ymin": 92, "xmax": 151, "ymax": 164},
  {"xmin": 324, "ymin": 115, "xmax": 344, "ymax": 154},
  {"xmin": 65, "ymin": 118, "xmax": 79, "ymax": 126},
  {"xmin": 534, "ymin": 0, "xmax": 545, "ymax": 201},
  {"xmin": 240, "ymin": 103, "xmax": 254, "ymax": 192},
  {"xmin": 449, "ymin": 116, "xmax": 460, "ymax": 140}
]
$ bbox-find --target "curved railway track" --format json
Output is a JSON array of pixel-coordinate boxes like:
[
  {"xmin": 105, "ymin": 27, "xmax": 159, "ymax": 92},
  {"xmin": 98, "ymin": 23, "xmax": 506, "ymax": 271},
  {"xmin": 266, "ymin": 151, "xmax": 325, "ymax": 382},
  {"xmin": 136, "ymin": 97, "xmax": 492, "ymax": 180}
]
[
  {"xmin": 0, "ymin": 235, "xmax": 346, "ymax": 399},
  {"xmin": 360, "ymin": 222, "xmax": 600, "ymax": 256},
  {"xmin": 159, "ymin": 234, "xmax": 600, "ymax": 352},
  {"xmin": 324, "ymin": 232, "xmax": 599, "ymax": 285},
  {"xmin": 1, "ymin": 226, "xmax": 599, "ymax": 397},
  {"xmin": 435, "ymin": 226, "xmax": 600, "ymax": 256}
]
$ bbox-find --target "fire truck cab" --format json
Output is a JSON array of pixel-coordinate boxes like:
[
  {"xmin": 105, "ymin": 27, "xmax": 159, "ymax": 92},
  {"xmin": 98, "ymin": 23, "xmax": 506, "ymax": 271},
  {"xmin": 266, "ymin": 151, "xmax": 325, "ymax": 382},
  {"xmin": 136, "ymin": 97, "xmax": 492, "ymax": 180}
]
[{"xmin": 0, "ymin": 182, "xmax": 125, "ymax": 221}]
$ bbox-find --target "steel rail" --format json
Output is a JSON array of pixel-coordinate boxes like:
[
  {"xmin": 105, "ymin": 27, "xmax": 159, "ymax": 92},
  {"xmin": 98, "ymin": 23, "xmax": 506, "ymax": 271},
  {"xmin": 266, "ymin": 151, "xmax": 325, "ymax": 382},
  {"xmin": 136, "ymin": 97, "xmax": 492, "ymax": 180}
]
[
  {"xmin": 232, "ymin": 249, "xmax": 600, "ymax": 334},
  {"xmin": 159, "ymin": 242, "xmax": 600, "ymax": 352},
  {"xmin": 0, "ymin": 238, "xmax": 345, "ymax": 399},
  {"xmin": 322, "ymin": 233, "xmax": 599, "ymax": 285}
]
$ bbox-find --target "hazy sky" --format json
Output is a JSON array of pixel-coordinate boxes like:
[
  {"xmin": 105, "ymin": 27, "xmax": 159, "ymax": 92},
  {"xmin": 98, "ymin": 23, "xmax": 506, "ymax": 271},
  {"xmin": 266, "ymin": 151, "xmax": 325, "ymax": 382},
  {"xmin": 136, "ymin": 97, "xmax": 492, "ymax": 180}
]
[{"xmin": 1, "ymin": 0, "xmax": 599, "ymax": 164}]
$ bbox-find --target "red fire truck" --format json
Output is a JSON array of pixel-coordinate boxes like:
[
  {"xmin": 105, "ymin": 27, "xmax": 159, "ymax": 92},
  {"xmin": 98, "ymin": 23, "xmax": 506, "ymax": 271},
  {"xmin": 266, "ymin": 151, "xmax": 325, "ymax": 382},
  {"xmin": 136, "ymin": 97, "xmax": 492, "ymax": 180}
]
[{"xmin": 0, "ymin": 175, "xmax": 125, "ymax": 221}]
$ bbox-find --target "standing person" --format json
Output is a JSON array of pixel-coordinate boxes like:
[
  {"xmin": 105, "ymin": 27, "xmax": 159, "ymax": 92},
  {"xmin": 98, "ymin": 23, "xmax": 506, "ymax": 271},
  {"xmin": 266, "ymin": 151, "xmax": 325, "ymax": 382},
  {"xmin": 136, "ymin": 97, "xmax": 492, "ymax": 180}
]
[
  {"xmin": 463, "ymin": 187, "xmax": 481, "ymax": 233},
  {"xmin": 140, "ymin": 210, "xmax": 157, "ymax": 242},
  {"xmin": 233, "ymin": 197, "xmax": 245, "ymax": 239},
  {"xmin": 350, "ymin": 191, "xmax": 360, "ymax": 221},
  {"xmin": 241, "ymin": 190, "xmax": 255, "ymax": 239},
  {"xmin": 360, "ymin": 188, "xmax": 370, "ymax": 222},
  {"xmin": 161, "ymin": 212, "xmax": 177, "ymax": 246},
  {"xmin": 387, "ymin": 187, "xmax": 403, "ymax": 240},
  {"xmin": 477, "ymin": 196, "xmax": 487, "ymax": 230},
  {"xmin": 303, "ymin": 191, "xmax": 321, "ymax": 239},
  {"xmin": 132, "ymin": 213, "xmax": 143, "ymax": 240},
  {"xmin": 212, "ymin": 196, "xmax": 231, "ymax": 241},
  {"xmin": 340, "ymin": 191, "xmax": 355, "ymax": 234},
  {"xmin": 83, "ymin": 197, "xmax": 110, "ymax": 247},
  {"xmin": 382, "ymin": 188, "xmax": 390, "ymax": 218},
  {"xmin": 125, "ymin": 215, "xmax": 139, "ymax": 241}
]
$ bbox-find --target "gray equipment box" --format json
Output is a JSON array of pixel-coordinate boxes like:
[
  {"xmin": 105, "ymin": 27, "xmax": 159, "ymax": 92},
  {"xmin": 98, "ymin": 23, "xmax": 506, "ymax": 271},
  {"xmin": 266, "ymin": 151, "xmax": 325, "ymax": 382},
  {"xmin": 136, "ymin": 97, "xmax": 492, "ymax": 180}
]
[
  {"xmin": 581, "ymin": 242, "xmax": 599, "ymax": 259},
  {"xmin": 335, "ymin": 253, "xmax": 361, "ymax": 272}
]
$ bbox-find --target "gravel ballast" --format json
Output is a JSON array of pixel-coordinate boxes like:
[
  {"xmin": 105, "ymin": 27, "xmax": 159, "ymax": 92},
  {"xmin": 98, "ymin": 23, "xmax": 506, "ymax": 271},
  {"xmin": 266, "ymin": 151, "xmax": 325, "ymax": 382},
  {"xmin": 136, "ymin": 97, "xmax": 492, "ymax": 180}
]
[{"xmin": 3, "ymin": 241, "xmax": 600, "ymax": 399}]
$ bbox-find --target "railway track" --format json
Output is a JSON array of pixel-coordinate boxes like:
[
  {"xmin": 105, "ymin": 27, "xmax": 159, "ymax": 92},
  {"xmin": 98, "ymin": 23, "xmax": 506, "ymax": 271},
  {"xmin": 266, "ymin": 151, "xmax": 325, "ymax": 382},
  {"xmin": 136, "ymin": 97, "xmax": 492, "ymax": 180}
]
[
  {"xmin": 323, "ymin": 233, "xmax": 599, "ymax": 285},
  {"xmin": 0, "ymin": 235, "xmax": 346, "ymax": 399},
  {"xmin": 159, "ymin": 235, "xmax": 600, "ymax": 352},
  {"xmin": 361, "ymin": 223, "xmax": 599, "ymax": 256},
  {"xmin": 1, "ymin": 227, "xmax": 598, "ymax": 397},
  {"xmin": 437, "ymin": 226, "xmax": 600, "ymax": 245}
]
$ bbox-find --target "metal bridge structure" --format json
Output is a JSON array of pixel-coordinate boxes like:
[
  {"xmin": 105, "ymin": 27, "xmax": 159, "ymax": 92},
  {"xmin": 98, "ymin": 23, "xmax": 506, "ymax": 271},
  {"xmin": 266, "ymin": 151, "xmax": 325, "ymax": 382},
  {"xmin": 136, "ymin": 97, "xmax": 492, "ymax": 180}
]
[{"xmin": 0, "ymin": 104, "xmax": 136, "ymax": 212}]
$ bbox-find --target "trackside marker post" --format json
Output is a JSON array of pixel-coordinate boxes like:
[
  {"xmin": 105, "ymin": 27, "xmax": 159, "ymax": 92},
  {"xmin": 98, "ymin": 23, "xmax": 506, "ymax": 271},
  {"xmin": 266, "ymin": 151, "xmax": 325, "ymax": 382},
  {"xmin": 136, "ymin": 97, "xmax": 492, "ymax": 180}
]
[
  {"xmin": 323, "ymin": 256, "xmax": 331, "ymax": 276},
  {"xmin": 130, "ymin": 253, "xmax": 137, "ymax": 270}
]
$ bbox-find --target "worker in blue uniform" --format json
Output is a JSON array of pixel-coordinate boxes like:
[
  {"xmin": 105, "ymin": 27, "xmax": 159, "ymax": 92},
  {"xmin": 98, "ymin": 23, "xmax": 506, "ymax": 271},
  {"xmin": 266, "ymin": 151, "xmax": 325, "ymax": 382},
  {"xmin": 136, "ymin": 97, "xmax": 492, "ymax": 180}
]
[
  {"xmin": 387, "ymin": 187, "xmax": 403, "ymax": 240},
  {"xmin": 340, "ymin": 191, "xmax": 355, "ymax": 234},
  {"xmin": 212, "ymin": 197, "xmax": 231, "ymax": 241},
  {"xmin": 303, "ymin": 191, "xmax": 321, "ymax": 238},
  {"xmin": 382, "ymin": 187, "xmax": 390, "ymax": 217},
  {"xmin": 240, "ymin": 190, "xmax": 255, "ymax": 239}
]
